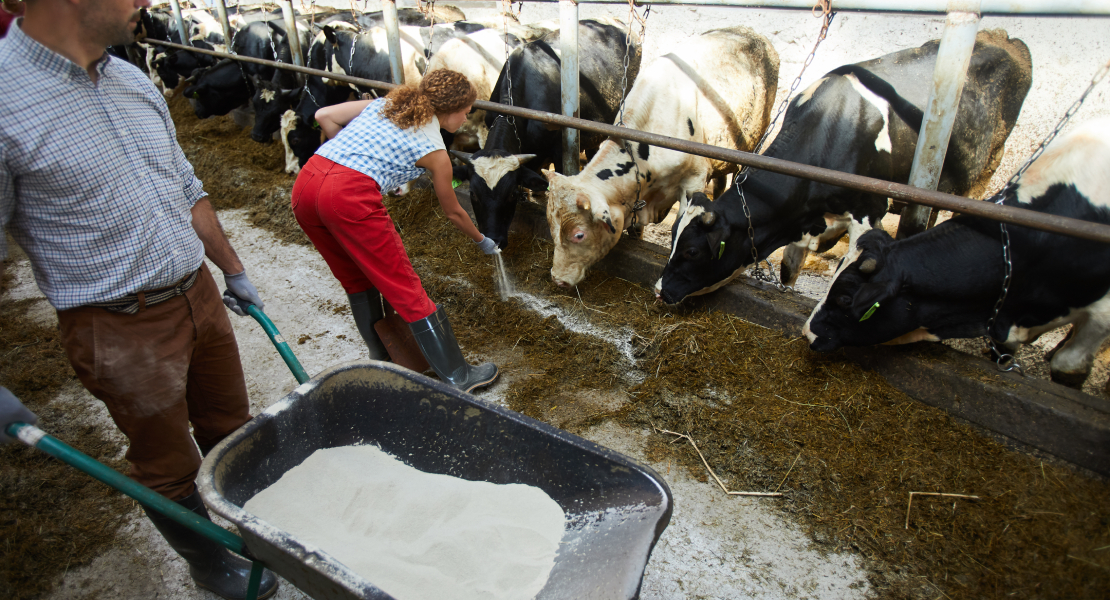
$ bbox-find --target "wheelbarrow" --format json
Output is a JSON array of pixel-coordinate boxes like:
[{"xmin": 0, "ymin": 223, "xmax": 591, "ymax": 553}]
[{"xmin": 201, "ymin": 299, "xmax": 675, "ymax": 599}]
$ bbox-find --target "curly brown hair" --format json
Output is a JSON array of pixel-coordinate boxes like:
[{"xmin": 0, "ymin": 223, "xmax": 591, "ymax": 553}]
[{"xmin": 380, "ymin": 70, "xmax": 477, "ymax": 130}]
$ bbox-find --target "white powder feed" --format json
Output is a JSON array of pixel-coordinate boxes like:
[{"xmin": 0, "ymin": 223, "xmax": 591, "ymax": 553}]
[{"xmin": 244, "ymin": 445, "xmax": 566, "ymax": 600}]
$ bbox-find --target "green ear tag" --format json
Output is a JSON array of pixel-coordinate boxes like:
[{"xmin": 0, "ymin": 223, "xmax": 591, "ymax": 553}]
[
  {"xmin": 717, "ymin": 240, "xmax": 726, "ymax": 259},
  {"xmin": 859, "ymin": 302, "xmax": 880, "ymax": 322},
  {"xmin": 451, "ymin": 178, "xmax": 462, "ymax": 189}
]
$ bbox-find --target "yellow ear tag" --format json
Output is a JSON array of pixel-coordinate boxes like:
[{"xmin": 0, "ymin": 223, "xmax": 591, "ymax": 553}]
[
  {"xmin": 859, "ymin": 302, "xmax": 880, "ymax": 322},
  {"xmin": 717, "ymin": 241, "xmax": 726, "ymax": 259}
]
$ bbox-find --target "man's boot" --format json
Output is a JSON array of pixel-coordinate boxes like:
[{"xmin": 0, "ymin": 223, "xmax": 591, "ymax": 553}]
[
  {"xmin": 348, "ymin": 289, "xmax": 389, "ymax": 361},
  {"xmin": 409, "ymin": 306, "xmax": 498, "ymax": 393},
  {"xmin": 143, "ymin": 491, "xmax": 279, "ymax": 600}
]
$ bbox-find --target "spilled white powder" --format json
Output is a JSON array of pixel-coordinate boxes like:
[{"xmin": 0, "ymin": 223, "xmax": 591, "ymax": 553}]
[{"xmin": 244, "ymin": 445, "xmax": 566, "ymax": 600}]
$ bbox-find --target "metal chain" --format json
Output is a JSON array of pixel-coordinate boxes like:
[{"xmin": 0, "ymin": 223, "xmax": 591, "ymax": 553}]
[
  {"xmin": 501, "ymin": 0, "xmax": 523, "ymax": 148},
  {"xmin": 983, "ymin": 56, "xmax": 1110, "ymax": 373},
  {"xmin": 736, "ymin": 3, "xmax": 836, "ymax": 292},
  {"xmin": 617, "ymin": 0, "xmax": 650, "ymax": 225}
]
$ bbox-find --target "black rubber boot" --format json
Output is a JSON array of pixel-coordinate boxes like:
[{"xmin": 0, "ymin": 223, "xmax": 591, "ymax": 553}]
[
  {"xmin": 348, "ymin": 290, "xmax": 390, "ymax": 361},
  {"xmin": 143, "ymin": 491, "xmax": 279, "ymax": 600},
  {"xmin": 409, "ymin": 306, "xmax": 498, "ymax": 393}
]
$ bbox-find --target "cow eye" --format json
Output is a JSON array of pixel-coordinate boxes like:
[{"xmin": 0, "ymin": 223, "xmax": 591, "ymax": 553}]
[
  {"xmin": 682, "ymin": 248, "xmax": 699, "ymax": 260},
  {"xmin": 836, "ymin": 295, "xmax": 852, "ymax": 308},
  {"xmin": 570, "ymin": 231, "xmax": 586, "ymax": 243}
]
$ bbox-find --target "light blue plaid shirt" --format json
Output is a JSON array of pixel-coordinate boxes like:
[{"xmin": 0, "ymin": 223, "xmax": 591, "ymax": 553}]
[
  {"xmin": 0, "ymin": 22, "xmax": 206, "ymax": 311},
  {"xmin": 316, "ymin": 98, "xmax": 445, "ymax": 192}
]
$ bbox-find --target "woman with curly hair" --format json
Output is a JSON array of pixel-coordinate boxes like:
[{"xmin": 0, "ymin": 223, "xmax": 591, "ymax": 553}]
[{"xmin": 292, "ymin": 69, "xmax": 498, "ymax": 393}]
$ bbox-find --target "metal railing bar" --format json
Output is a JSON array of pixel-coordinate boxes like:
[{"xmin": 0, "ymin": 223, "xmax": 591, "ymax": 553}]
[{"xmin": 149, "ymin": 38, "xmax": 1110, "ymax": 245}]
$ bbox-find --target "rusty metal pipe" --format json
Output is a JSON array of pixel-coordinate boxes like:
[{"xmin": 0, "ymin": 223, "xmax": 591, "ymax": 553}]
[{"xmin": 148, "ymin": 39, "xmax": 1110, "ymax": 245}]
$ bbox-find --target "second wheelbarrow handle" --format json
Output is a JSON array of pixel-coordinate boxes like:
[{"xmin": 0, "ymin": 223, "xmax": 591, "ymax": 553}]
[
  {"xmin": 5, "ymin": 421, "xmax": 268, "ymax": 600},
  {"xmin": 224, "ymin": 290, "xmax": 311, "ymax": 385}
]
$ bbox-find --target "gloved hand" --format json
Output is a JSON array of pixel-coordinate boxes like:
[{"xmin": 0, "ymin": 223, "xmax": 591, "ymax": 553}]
[
  {"xmin": 223, "ymin": 270, "xmax": 265, "ymax": 316},
  {"xmin": 475, "ymin": 236, "xmax": 499, "ymax": 255},
  {"xmin": 0, "ymin": 386, "xmax": 38, "ymax": 445}
]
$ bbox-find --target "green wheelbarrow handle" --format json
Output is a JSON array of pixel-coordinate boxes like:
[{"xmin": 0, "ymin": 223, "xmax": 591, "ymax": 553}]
[
  {"xmin": 5, "ymin": 421, "xmax": 267, "ymax": 600},
  {"xmin": 224, "ymin": 290, "xmax": 311, "ymax": 385}
]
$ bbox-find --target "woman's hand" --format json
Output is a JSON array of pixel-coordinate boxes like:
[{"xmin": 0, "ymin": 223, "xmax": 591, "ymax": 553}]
[
  {"xmin": 315, "ymin": 100, "xmax": 374, "ymax": 140},
  {"xmin": 417, "ymin": 150, "xmax": 485, "ymax": 243}
]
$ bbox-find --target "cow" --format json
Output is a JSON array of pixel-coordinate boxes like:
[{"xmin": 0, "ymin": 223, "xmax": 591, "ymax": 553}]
[
  {"xmin": 449, "ymin": 19, "xmax": 640, "ymax": 251},
  {"xmin": 802, "ymin": 118, "xmax": 1110, "ymax": 392},
  {"xmin": 278, "ymin": 24, "xmax": 426, "ymax": 173},
  {"xmin": 654, "ymin": 30, "xmax": 1032, "ymax": 305},
  {"xmin": 182, "ymin": 58, "xmax": 253, "ymax": 119},
  {"xmin": 426, "ymin": 28, "xmax": 517, "ymax": 150},
  {"xmin": 543, "ymin": 26, "xmax": 779, "ymax": 287},
  {"xmin": 244, "ymin": 19, "xmax": 312, "ymax": 143}
]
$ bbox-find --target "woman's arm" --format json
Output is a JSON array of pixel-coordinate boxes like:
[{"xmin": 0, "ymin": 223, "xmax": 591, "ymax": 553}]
[
  {"xmin": 416, "ymin": 150, "xmax": 484, "ymax": 242},
  {"xmin": 315, "ymin": 100, "xmax": 374, "ymax": 140}
]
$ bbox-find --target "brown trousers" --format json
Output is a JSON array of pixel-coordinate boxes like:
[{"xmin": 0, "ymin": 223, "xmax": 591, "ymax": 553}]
[{"xmin": 57, "ymin": 263, "xmax": 251, "ymax": 500}]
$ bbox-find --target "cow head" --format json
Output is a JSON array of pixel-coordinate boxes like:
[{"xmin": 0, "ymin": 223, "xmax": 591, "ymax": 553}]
[
  {"xmin": 802, "ymin": 229, "xmax": 926, "ymax": 352},
  {"xmin": 544, "ymin": 169, "xmax": 627, "ymax": 288},
  {"xmin": 654, "ymin": 192, "xmax": 751, "ymax": 304},
  {"xmin": 452, "ymin": 151, "xmax": 544, "ymax": 250},
  {"xmin": 251, "ymin": 81, "xmax": 300, "ymax": 143}
]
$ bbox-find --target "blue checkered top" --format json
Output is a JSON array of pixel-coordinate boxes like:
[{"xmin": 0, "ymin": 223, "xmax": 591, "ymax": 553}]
[
  {"xmin": 315, "ymin": 98, "xmax": 445, "ymax": 193},
  {"xmin": 0, "ymin": 23, "xmax": 207, "ymax": 311}
]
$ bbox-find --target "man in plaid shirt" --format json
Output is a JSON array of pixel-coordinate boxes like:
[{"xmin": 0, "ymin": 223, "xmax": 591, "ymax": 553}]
[{"xmin": 0, "ymin": 1, "xmax": 277, "ymax": 597}]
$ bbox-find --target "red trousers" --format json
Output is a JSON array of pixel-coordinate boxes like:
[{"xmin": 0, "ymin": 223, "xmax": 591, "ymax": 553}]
[
  {"xmin": 57, "ymin": 263, "xmax": 251, "ymax": 500},
  {"xmin": 291, "ymin": 155, "xmax": 436, "ymax": 322}
]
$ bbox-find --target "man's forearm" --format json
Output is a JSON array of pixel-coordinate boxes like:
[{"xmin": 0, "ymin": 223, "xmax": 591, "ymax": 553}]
[{"xmin": 191, "ymin": 198, "xmax": 244, "ymax": 274}]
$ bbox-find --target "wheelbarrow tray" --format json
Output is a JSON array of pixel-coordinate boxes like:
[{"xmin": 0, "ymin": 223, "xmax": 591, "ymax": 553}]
[{"xmin": 197, "ymin": 362, "xmax": 673, "ymax": 600}]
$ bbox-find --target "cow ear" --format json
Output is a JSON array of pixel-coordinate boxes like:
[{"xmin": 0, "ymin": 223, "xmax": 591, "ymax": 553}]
[
  {"xmin": 703, "ymin": 212, "xmax": 729, "ymax": 258},
  {"xmin": 851, "ymin": 276, "xmax": 901, "ymax": 322},
  {"xmin": 518, "ymin": 167, "xmax": 549, "ymax": 192},
  {"xmin": 451, "ymin": 164, "xmax": 470, "ymax": 182},
  {"xmin": 323, "ymin": 26, "xmax": 338, "ymax": 44}
]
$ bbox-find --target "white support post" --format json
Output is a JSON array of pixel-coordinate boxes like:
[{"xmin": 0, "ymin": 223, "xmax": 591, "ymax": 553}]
[
  {"xmin": 214, "ymin": 0, "xmax": 233, "ymax": 48},
  {"xmin": 896, "ymin": 0, "xmax": 982, "ymax": 239},
  {"xmin": 560, "ymin": 0, "xmax": 580, "ymax": 175},
  {"xmin": 279, "ymin": 0, "xmax": 305, "ymax": 85},
  {"xmin": 382, "ymin": 0, "xmax": 406, "ymax": 85},
  {"xmin": 169, "ymin": 0, "xmax": 189, "ymax": 46}
]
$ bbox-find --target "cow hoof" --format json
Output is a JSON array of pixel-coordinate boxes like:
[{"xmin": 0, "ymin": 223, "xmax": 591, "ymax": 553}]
[{"xmin": 1050, "ymin": 368, "xmax": 1090, "ymax": 390}]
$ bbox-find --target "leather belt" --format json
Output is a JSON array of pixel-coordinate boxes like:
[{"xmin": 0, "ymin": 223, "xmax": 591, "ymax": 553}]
[{"xmin": 87, "ymin": 269, "xmax": 200, "ymax": 314}]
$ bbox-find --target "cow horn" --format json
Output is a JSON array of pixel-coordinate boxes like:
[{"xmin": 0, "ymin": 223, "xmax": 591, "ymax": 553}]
[
  {"xmin": 512, "ymin": 154, "xmax": 536, "ymax": 166},
  {"xmin": 858, "ymin": 257, "xmax": 878, "ymax": 274},
  {"xmin": 699, "ymin": 211, "xmax": 717, "ymax": 227},
  {"xmin": 449, "ymin": 150, "xmax": 474, "ymax": 166}
]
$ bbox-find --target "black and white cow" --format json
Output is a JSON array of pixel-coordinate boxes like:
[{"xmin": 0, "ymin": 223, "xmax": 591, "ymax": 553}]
[
  {"xmin": 182, "ymin": 58, "xmax": 253, "ymax": 119},
  {"xmin": 544, "ymin": 26, "xmax": 779, "ymax": 287},
  {"xmin": 655, "ymin": 30, "xmax": 1032, "ymax": 305},
  {"xmin": 426, "ymin": 28, "xmax": 517, "ymax": 151},
  {"xmin": 449, "ymin": 19, "xmax": 639, "ymax": 250},
  {"xmin": 278, "ymin": 24, "xmax": 426, "ymax": 173},
  {"xmin": 803, "ymin": 118, "xmax": 1110, "ymax": 392},
  {"xmin": 235, "ymin": 19, "xmax": 311, "ymax": 142}
]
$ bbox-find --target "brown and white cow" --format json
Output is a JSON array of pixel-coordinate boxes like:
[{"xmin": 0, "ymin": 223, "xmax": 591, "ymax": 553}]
[{"xmin": 543, "ymin": 26, "xmax": 779, "ymax": 288}]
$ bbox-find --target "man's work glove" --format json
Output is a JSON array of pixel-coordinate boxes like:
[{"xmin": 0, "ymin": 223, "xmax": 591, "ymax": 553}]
[
  {"xmin": 0, "ymin": 386, "xmax": 38, "ymax": 445},
  {"xmin": 475, "ymin": 236, "xmax": 499, "ymax": 255},
  {"xmin": 223, "ymin": 270, "xmax": 265, "ymax": 316}
]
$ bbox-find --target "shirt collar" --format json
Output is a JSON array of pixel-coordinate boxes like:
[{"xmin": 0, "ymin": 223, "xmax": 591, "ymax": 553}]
[{"xmin": 6, "ymin": 19, "xmax": 112, "ymax": 82}]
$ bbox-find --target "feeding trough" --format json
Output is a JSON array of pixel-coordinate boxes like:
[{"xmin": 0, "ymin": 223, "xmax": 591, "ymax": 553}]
[{"xmin": 197, "ymin": 361, "xmax": 673, "ymax": 600}]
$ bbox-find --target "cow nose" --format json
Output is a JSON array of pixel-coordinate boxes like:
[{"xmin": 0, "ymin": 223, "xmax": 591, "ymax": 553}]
[
  {"xmin": 251, "ymin": 131, "xmax": 271, "ymax": 144},
  {"xmin": 552, "ymin": 276, "xmax": 570, "ymax": 288}
]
